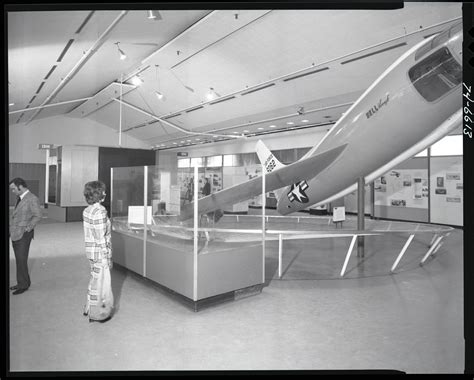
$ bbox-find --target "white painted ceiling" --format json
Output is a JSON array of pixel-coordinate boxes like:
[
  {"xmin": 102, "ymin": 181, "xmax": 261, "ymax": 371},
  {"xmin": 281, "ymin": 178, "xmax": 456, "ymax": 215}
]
[{"xmin": 7, "ymin": 4, "xmax": 462, "ymax": 150}]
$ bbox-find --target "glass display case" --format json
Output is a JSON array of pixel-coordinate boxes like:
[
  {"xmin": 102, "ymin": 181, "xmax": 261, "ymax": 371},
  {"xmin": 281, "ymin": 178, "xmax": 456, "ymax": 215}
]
[{"xmin": 111, "ymin": 165, "xmax": 266, "ymax": 309}]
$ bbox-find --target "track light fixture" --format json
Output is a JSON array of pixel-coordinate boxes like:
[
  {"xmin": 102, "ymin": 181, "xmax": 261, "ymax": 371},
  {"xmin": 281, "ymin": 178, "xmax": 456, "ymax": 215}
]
[
  {"xmin": 114, "ymin": 42, "xmax": 127, "ymax": 60},
  {"xmin": 130, "ymin": 75, "xmax": 143, "ymax": 86},
  {"xmin": 147, "ymin": 10, "xmax": 162, "ymax": 20},
  {"xmin": 154, "ymin": 65, "xmax": 165, "ymax": 101},
  {"xmin": 206, "ymin": 87, "xmax": 221, "ymax": 101}
]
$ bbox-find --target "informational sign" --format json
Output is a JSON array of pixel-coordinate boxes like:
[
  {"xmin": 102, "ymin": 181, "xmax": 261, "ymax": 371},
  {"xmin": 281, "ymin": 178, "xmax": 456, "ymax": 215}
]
[
  {"xmin": 333, "ymin": 206, "xmax": 346, "ymax": 222},
  {"xmin": 128, "ymin": 206, "xmax": 152, "ymax": 224},
  {"xmin": 177, "ymin": 152, "xmax": 188, "ymax": 157},
  {"xmin": 38, "ymin": 143, "xmax": 54, "ymax": 150}
]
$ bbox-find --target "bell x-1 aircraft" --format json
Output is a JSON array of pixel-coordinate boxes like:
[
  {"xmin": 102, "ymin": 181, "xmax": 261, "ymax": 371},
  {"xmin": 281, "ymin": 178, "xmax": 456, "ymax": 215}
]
[{"xmin": 178, "ymin": 21, "xmax": 462, "ymax": 221}]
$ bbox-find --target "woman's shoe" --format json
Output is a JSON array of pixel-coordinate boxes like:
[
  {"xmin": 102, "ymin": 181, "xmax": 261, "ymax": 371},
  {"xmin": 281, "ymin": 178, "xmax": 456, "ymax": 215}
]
[{"xmin": 89, "ymin": 316, "xmax": 112, "ymax": 323}]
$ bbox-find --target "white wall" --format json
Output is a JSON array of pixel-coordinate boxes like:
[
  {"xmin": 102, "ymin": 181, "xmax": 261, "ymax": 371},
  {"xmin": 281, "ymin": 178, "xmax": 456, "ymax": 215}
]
[{"xmin": 9, "ymin": 115, "xmax": 151, "ymax": 164}]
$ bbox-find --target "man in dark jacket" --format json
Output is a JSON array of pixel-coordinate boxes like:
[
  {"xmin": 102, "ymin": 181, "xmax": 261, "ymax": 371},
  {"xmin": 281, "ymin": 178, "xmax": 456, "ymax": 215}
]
[{"xmin": 9, "ymin": 178, "xmax": 42, "ymax": 295}]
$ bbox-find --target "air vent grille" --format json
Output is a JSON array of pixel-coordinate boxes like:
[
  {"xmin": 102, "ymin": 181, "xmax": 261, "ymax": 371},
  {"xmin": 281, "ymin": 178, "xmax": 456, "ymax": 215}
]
[
  {"xmin": 35, "ymin": 82, "xmax": 45, "ymax": 94},
  {"xmin": 57, "ymin": 39, "xmax": 75, "ymax": 62},
  {"xmin": 163, "ymin": 113, "xmax": 181, "ymax": 120},
  {"xmin": 241, "ymin": 83, "xmax": 275, "ymax": 96},
  {"xmin": 185, "ymin": 105, "xmax": 204, "ymax": 113},
  {"xmin": 209, "ymin": 96, "xmax": 235, "ymax": 105},
  {"xmin": 76, "ymin": 11, "xmax": 95, "ymax": 34},
  {"xmin": 341, "ymin": 42, "xmax": 407, "ymax": 65},
  {"xmin": 283, "ymin": 67, "xmax": 329, "ymax": 82},
  {"xmin": 44, "ymin": 65, "xmax": 57, "ymax": 80}
]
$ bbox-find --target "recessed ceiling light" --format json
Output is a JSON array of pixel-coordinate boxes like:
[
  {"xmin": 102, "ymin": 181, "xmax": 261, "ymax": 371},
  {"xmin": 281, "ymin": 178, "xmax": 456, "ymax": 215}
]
[
  {"xmin": 186, "ymin": 140, "xmax": 191, "ymax": 142},
  {"xmin": 286, "ymin": 121, "xmax": 294, "ymax": 125},
  {"xmin": 130, "ymin": 76, "xmax": 143, "ymax": 86},
  {"xmin": 233, "ymin": 131, "xmax": 239, "ymax": 134},
  {"xmin": 258, "ymin": 127, "xmax": 264, "ymax": 130},
  {"xmin": 213, "ymin": 135, "xmax": 218, "ymax": 138},
  {"xmin": 9, "ymin": 103, "xmax": 14, "ymax": 106},
  {"xmin": 180, "ymin": 141, "xmax": 184, "ymax": 143},
  {"xmin": 302, "ymin": 119, "xmax": 309, "ymax": 123},
  {"xmin": 173, "ymin": 142, "xmax": 177, "ymax": 145},
  {"xmin": 243, "ymin": 130, "xmax": 249, "ymax": 133},
  {"xmin": 269, "ymin": 125, "xmax": 276, "ymax": 128}
]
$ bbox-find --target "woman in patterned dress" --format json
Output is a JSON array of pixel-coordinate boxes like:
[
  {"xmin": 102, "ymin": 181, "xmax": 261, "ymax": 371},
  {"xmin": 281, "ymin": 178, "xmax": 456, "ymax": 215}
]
[{"xmin": 82, "ymin": 181, "xmax": 114, "ymax": 323}]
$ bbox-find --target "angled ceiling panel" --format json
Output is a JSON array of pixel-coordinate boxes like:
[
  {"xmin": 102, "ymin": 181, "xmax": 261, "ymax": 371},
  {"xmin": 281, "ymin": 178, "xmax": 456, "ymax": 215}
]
[
  {"xmin": 68, "ymin": 82, "xmax": 136, "ymax": 118},
  {"xmin": 8, "ymin": 11, "xmax": 93, "ymax": 112},
  {"xmin": 57, "ymin": 10, "xmax": 212, "ymax": 102}
]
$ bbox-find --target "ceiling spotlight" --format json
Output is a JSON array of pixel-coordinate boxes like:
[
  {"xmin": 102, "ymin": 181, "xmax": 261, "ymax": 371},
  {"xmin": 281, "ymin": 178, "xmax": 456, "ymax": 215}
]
[
  {"xmin": 243, "ymin": 130, "xmax": 249, "ymax": 133},
  {"xmin": 147, "ymin": 10, "xmax": 162, "ymax": 20},
  {"xmin": 130, "ymin": 75, "xmax": 143, "ymax": 86},
  {"xmin": 114, "ymin": 42, "xmax": 127, "ymax": 60},
  {"xmin": 9, "ymin": 103, "xmax": 14, "ymax": 106},
  {"xmin": 154, "ymin": 65, "xmax": 165, "ymax": 101},
  {"xmin": 286, "ymin": 121, "xmax": 294, "ymax": 125},
  {"xmin": 206, "ymin": 87, "xmax": 221, "ymax": 101},
  {"xmin": 269, "ymin": 125, "xmax": 276, "ymax": 128},
  {"xmin": 258, "ymin": 127, "xmax": 264, "ymax": 130},
  {"xmin": 302, "ymin": 119, "xmax": 309, "ymax": 123}
]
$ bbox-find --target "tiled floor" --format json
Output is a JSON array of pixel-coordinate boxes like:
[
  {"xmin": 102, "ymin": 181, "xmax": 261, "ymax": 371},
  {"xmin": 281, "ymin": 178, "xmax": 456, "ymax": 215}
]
[{"xmin": 8, "ymin": 212, "xmax": 464, "ymax": 373}]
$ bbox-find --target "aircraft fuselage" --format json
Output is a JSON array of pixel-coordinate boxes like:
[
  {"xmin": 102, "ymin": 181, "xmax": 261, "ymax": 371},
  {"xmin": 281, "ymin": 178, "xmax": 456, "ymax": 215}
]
[{"xmin": 277, "ymin": 22, "xmax": 462, "ymax": 215}]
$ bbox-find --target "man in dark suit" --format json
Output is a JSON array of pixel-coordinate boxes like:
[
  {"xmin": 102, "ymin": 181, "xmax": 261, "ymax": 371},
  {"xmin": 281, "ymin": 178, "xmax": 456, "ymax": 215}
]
[{"xmin": 9, "ymin": 178, "xmax": 42, "ymax": 295}]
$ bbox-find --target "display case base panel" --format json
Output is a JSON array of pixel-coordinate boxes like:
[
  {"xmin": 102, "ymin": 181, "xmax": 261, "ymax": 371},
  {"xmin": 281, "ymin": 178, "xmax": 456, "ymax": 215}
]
[
  {"xmin": 112, "ymin": 231, "xmax": 144, "ymax": 276},
  {"xmin": 112, "ymin": 229, "xmax": 264, "ymax": 308},
  {"xmin": 115, "ymin": 264, "xmax": 263, "ymax": 312}
]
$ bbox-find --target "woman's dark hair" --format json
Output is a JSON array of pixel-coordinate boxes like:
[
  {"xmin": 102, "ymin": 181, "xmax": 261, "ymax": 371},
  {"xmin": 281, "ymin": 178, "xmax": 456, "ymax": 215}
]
[{"xmin": 83, "ymin": 181, "xmax": 106, "ymax": 205}]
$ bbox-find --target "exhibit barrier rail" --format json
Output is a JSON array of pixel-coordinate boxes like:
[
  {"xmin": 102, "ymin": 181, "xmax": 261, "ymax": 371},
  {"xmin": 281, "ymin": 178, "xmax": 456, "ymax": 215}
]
[{"xmin": 115, "ymin": 213, "xmax": 454, "ymax": 279}]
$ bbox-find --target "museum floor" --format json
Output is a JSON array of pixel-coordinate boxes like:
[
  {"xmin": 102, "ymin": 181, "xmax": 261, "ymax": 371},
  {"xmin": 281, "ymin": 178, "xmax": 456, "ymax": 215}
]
[{"xmin": 8, "ymin": 209, "xmax": 464, "ymax": 373}]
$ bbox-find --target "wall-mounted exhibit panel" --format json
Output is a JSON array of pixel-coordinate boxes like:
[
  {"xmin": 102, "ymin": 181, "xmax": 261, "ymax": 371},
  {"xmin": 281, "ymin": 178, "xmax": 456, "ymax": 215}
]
[
  {"xmin": 373, "ymin": 157, "xmax": 429, "ymax": 223},
  {"xmin": 430, "ymin": 156, "xmax": 463, "ymax": 226},
  {"xmin": 111, "ymin": 165, "xmax": 266, "ymax": 309}
]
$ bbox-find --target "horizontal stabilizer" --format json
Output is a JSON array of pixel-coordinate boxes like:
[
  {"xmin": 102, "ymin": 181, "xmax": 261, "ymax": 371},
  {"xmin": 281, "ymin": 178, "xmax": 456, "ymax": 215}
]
[{"xmin": 178, "ymin": 143, "xmax": 347, "ymax": 221}]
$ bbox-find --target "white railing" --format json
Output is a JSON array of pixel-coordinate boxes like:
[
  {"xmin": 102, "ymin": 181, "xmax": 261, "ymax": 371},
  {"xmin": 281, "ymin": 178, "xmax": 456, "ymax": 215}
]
[{"xmin": 112, "ymin": 214, "xmax": 453, "ymax": 279}]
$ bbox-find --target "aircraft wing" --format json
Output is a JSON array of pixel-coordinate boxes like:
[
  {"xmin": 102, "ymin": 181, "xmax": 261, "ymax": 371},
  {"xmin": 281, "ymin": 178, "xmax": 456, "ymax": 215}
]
[{"xmin": 178, "ymin": 143, "xmax": 347, "ymax": 220}]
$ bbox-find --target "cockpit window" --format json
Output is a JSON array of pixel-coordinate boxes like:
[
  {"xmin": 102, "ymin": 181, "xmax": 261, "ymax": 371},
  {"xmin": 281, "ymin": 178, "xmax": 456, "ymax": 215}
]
[{"xmin": 409, "ymin": 47, "xmax": 461, "ymax": 102}]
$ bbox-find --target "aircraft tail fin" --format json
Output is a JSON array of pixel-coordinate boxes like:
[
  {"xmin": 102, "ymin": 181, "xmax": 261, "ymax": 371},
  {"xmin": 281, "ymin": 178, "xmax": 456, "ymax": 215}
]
[{"xmin": 256, "ymin": 139, "xmax": 286, "ymax": 201}]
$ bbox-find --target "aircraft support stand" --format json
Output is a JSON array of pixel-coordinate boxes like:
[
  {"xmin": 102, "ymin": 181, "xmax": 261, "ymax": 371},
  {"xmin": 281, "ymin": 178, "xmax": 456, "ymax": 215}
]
[{"xmin": 357, "ymin": 177, "xmax": 365, "ymax": 258}]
